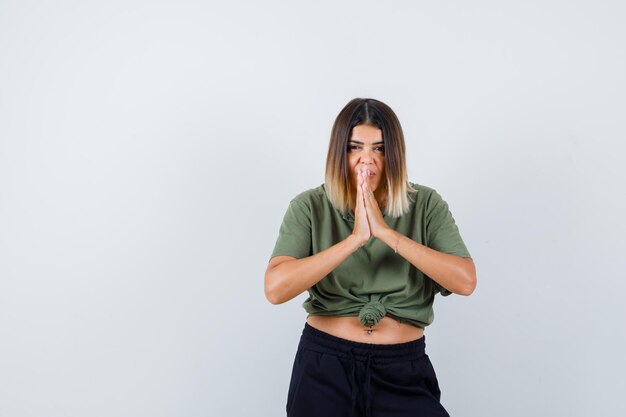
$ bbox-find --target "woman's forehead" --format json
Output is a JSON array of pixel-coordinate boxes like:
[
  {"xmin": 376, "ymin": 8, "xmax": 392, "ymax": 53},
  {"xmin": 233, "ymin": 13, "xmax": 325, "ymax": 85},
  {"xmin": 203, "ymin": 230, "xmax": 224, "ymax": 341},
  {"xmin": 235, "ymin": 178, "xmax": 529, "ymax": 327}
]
[{"xmin": 350, "ymin": 125, "xmax": 383, "ymax": 143}]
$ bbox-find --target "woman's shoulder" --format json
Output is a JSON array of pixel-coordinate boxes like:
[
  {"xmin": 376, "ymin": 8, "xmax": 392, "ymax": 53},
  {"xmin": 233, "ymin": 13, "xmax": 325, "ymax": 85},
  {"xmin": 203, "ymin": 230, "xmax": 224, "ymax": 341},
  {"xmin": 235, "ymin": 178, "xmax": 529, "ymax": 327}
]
[
  {"xmin": 408, "ymin": 181, "xmax": 435, "ymax": 194},
  {"xmin": 407, "ymin": 181, "xmax": 439, "ymax": 201},
  {"xmin": 288, "ymin": 184, "xmax": 328, "ymax": 206},
  {"xmin": 404, "ymin": 181, "xmax": 450, "ymax": 213}
]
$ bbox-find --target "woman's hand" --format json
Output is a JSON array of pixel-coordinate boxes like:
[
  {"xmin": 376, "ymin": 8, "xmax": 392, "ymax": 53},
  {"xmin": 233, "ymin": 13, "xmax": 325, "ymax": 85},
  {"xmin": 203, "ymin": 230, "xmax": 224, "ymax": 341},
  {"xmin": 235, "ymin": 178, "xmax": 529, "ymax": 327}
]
[
  {"xmin": 352, "ymin": 169, "xmax": 371, "ymax": 246},
  {"xmin": 361, "ymin": 169, "xmax": 391, "ymax": 239}
]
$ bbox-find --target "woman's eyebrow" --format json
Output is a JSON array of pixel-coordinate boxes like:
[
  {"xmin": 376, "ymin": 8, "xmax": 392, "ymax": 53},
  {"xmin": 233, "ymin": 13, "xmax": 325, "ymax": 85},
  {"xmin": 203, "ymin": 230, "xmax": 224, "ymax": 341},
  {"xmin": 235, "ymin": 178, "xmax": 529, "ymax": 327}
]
[{"xmin": 348, "ymin": 140, "xmax": 384, "ymax": 145}]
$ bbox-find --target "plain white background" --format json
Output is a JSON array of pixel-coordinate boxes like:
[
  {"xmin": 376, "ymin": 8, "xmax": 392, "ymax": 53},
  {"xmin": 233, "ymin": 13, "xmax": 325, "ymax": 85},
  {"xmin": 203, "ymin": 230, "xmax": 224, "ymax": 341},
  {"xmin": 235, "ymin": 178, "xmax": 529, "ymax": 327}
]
[{"xmin": 1, "ymin": 1, "xmax": 625, "ymax": 416}]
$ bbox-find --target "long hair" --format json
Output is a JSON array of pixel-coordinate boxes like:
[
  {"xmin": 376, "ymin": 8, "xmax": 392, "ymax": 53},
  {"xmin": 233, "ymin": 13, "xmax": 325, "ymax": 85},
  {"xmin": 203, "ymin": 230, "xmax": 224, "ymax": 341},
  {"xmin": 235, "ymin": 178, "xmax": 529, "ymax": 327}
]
[{"xmin": 324, "ymin": 98, "xmax": 415, "ymax": 217}]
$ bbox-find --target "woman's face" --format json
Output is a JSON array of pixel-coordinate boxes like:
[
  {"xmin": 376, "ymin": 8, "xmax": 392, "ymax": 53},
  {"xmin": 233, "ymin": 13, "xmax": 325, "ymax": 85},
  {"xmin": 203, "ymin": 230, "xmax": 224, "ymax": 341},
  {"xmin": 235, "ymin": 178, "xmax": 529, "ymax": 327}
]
[{"xmin": 347, "ymin": 124, "xmax": 385, "ymax": 194}]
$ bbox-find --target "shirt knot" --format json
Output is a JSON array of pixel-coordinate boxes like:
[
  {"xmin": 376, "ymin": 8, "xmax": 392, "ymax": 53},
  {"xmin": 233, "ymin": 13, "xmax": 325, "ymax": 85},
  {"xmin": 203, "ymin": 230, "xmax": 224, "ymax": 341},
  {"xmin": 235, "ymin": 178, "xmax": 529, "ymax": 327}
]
[{"xmin": 358, "ymin": 301, "xmax": 386, "ymax": 327}]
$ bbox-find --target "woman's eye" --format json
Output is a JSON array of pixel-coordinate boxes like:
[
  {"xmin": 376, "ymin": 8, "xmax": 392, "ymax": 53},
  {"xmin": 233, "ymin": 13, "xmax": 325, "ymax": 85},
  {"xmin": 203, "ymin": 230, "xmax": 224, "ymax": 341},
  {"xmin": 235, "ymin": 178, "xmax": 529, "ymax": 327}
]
[
  {"xmin": 347, "ymin": 145, "xmax": 360, "ymax": 151},
  {"xmin": 375, "ymin": 147, "xmax": 385, "ymax": 152}
]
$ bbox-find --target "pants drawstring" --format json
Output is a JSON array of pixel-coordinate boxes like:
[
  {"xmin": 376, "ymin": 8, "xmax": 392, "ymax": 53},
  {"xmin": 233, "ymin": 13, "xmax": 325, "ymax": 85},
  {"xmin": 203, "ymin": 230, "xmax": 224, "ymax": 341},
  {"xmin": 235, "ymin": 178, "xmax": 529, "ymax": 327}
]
[
  {"xmin": 347, "ymin": 348, "xmax": 374, "ymax": 417},
  {"xmin": 348, "ymin": 348, "xmax": 359, "ymax": 416},
  {"xmin": 364, "ymin": 352, "xmax": 373, "ymax": 417}
]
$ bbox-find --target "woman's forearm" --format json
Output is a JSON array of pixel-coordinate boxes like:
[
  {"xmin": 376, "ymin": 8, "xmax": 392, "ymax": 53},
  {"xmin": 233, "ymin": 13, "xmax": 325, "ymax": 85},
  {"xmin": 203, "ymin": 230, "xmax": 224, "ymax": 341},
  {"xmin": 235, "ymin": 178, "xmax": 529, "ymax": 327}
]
[
  {"xmin": 378, "ymin": 228, "xmax": 477, "ymax": 296},
  {"xmin": 264, "ymin": 235, "xmax": 363, "ymax": 304}
]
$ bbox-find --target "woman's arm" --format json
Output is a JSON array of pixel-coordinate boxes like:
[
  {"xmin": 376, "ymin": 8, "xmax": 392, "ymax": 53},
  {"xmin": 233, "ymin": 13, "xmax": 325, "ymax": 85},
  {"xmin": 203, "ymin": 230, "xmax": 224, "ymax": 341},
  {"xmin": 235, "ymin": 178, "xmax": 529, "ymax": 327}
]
[
  {"xmin": 378, "ymin": 229, "xmax": 476, "ymax": 296},
  {"xmin": 361, "ymin": 174, "xmax": 477, "ymax": 296},
  {"xmin": 264, "ymin": 235, "xmax": 362, "ymax": 305},
  {"xmin": 265, "ymin": 174, "xmax": 372, "ymax": 305}
]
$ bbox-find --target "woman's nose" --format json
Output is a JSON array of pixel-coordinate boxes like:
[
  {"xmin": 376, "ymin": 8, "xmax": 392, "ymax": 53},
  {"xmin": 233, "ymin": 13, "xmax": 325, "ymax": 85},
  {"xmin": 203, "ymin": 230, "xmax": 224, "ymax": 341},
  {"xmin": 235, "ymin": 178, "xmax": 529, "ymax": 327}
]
[{"xmin": 360, "ymin": 151, "xmax": 374, "ymax": 164}]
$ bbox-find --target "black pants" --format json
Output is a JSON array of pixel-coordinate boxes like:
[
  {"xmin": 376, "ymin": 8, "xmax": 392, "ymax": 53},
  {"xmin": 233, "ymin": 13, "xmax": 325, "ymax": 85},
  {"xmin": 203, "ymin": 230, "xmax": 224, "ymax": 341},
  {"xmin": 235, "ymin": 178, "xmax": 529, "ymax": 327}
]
[{"xmin": 286, "ymin": 323, "xmax": 450, "ymax": 417}]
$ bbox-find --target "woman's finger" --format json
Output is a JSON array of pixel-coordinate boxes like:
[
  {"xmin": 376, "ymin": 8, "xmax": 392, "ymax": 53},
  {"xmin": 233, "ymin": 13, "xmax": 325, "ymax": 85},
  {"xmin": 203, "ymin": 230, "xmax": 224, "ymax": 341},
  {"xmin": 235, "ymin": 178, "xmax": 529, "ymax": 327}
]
[
  {"xmin": 362, "ymin": 178, "xmax": 380, "ymax": 215},
  {"xmin": 356, "ymin": 171, "xmax": 364, "ymax": 207},
  {"xmin": 362, "ymin": 178, "xmax": 374, "ymax": 205},
  {"xmin": 353, "ymin": 171, "xmax": 370, "ymax": 244}
]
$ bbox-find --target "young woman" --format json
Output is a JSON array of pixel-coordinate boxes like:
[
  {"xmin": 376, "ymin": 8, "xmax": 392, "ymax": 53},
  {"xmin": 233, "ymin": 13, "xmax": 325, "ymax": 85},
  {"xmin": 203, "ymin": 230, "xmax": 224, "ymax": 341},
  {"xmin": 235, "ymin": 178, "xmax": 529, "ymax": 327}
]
[{"xmin": 265, "ymin": 98, "xmax": 476, "ymax": 417}]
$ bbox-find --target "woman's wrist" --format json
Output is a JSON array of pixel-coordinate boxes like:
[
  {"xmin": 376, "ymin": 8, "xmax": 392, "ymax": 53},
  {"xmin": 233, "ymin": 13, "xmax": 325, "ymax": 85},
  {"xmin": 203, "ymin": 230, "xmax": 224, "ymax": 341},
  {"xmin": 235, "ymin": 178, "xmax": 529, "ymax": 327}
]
[
  {"xmin": 378, "ymin": 228, "xmax": 402, "ymax": 253},
  {"xmin": 347, "ymin": 233, "xmax": 368, "ymax": 251}
]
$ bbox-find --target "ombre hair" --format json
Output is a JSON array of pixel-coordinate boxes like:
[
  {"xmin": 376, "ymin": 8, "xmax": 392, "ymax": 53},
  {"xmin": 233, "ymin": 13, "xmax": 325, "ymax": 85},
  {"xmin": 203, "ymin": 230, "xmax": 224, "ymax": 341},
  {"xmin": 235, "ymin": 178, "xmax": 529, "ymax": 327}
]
[{"xmin": 325, "ymin": 98, "xmax": 416, "ymax": 218}]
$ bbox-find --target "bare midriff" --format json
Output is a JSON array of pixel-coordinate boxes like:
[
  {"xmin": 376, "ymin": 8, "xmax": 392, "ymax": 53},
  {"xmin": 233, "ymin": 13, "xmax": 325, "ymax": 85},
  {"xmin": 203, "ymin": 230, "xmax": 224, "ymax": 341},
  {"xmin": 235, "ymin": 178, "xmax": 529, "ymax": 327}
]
[{"xmin": 306, "ymin": 315, "xmax": 424, "ymax": 344}]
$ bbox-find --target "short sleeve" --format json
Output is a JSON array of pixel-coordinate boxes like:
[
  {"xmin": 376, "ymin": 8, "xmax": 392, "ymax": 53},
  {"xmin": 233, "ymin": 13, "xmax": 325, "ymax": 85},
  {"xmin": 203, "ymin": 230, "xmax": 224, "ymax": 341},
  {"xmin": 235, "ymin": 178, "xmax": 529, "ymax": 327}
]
[
  {"xmin": 425, "ymin": 190, "xmax": 471, "ymax": 296},
  {"xmin": 270, "ymin": 199, "xmax": 312, "ymax": 259}
]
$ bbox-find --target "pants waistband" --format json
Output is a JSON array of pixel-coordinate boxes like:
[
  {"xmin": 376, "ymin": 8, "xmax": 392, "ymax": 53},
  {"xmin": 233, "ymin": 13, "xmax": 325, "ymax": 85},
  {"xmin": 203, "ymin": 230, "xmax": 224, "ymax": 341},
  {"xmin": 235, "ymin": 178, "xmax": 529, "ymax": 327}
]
[{"xmin": 300, "ymin": 322, "xmax": 426, "ymax": 363}]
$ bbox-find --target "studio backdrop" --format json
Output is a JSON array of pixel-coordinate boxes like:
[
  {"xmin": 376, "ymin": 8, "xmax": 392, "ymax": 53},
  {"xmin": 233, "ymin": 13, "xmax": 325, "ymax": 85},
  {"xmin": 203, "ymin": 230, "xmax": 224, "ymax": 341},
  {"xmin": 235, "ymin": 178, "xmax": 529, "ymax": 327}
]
[{"xmin": 0, "ymin": 1, "xmax": 624, "ymax": 416}]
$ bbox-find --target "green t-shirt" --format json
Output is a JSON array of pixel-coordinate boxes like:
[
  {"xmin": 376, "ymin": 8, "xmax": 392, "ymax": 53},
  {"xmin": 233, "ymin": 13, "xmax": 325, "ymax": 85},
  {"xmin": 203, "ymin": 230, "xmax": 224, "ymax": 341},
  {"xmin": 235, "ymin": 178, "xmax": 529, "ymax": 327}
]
[{"xmin": 270, "ymin": 182, "xmax": 471, "ymax": 329}]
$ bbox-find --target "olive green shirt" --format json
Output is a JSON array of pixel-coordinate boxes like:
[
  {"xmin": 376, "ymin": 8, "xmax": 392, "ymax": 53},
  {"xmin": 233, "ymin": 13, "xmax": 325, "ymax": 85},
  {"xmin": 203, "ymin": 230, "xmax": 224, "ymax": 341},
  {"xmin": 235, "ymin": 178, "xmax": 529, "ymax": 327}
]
[{"xmin": 270, "ymin": 182, "xmax": 471, "ymax": 329}]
